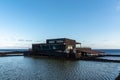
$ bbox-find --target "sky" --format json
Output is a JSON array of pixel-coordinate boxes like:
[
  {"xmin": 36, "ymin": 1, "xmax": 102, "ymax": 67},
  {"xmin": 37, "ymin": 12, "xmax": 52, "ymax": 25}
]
[{"xmin": 0, "ymin": 0, "xmax": 120, "ymax": 49}]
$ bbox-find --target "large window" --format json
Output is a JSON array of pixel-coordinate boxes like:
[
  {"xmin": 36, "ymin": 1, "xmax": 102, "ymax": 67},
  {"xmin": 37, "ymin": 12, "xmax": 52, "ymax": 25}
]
[
  {"xmin": 42, "ymin": 45, "xmax": 49, "ymax": 50},
  {"xmin": 52, "ymin": 46, "xmax": 56, "ymax": 49},
  {"xmin": 49, "ymin": 45, "xmax": 65, "ymax": 50},
  {"xmin": 67, "ymin": 45, "xmax": 73, "ymax": 49},
  {"xmin": 56, "ymin": 40, "xmax": 63, "ymax": 43},
  {"xmin": 48, "ymin": 40, "xmax": 55, "ymax": 44}
]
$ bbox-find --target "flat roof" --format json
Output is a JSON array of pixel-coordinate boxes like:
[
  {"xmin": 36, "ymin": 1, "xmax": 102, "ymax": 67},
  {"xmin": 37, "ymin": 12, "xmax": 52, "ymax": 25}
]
[{"xmin": 46, "ymin": 38, "xmax": 76, "ymax": 41}]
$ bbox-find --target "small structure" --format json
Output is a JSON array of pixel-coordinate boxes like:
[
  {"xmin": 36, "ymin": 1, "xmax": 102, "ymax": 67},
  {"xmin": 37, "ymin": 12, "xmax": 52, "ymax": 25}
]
[{"xmin": 26, "ymin": 38, "xmax": 104, "ymax": 59}]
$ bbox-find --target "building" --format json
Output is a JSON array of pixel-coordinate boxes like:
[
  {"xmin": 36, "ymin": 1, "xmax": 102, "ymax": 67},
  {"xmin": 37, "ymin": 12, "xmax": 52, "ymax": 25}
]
[
  {"xmin": 32, "ymin": 38, "xmax": 79, "ymax": 58},
  {"xmin": 27, "ymin": 38, "xmax": 104, "ymax": 59}
]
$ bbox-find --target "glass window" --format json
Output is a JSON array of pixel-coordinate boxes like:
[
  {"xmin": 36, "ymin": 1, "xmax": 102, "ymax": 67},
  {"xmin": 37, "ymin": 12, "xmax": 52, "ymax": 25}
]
[
  {"xmin": 53, "ymin": 46, "xmax": 56, "ymax": 49},
  {"xmin": 56, "ymin": 40, "xmax": 63, "ymax": 43},
  {"xmin": 42, "ymin": 45, "xmax": 49, "ymax": 50},
  {"xmin": 48, "ymin": 41, "xmax": 55, "ymax": 43},
  {"xmin": 68, "ymin": 45, "xmax": 73, "ymax": 49}
]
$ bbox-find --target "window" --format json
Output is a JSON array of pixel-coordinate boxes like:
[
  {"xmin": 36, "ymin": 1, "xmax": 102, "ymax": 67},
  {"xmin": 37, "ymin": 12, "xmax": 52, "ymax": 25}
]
[
  {"xmin": 53, "ymin": 46, "xmax": 56, "ymax": 49},
  {"xmin": 48, "ymin": 41, "xmax": 55, "ymax": 44},
  {"xmin": 68, "ymin": 45, "xmax": 73, "ymax": 49},
  {"xmin": 56, "ymin": 40, "xmax": 63, "ymax": 43}
]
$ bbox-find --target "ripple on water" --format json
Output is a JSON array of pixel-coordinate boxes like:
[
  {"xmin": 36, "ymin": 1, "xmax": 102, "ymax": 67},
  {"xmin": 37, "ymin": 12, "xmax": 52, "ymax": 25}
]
[{"xmin": 0, "ymin": 56, "xmax": 120, "ymax": 80}]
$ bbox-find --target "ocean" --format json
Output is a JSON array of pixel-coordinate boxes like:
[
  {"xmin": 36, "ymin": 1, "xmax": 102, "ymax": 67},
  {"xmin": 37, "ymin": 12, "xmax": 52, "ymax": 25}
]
[
  {"xmin": 96, "ymin": 49, "xmax": 120, "ymax": 61},
  {"xmin": 96, "ymin": 49, "xmax": 120, "ymax": 55},
  {"xmin": 0, "ymin": 49, "xmax": 28, "ymax": 52},
  {"xmin": 0, "ymin": 49, "xmax": 120, "ymax": 80}
]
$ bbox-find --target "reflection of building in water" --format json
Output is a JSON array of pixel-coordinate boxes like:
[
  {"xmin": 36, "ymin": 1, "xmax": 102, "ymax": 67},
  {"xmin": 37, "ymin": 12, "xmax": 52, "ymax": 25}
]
[{"xmin": 26, "ymin": 38, "xmax": 104, "ymax": 58}]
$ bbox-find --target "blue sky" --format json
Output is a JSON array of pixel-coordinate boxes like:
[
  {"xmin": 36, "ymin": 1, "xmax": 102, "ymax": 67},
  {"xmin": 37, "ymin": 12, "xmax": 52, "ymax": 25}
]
[{"xmin": 0, "ymin": 0, "xmax": 120, "ymax": 49}]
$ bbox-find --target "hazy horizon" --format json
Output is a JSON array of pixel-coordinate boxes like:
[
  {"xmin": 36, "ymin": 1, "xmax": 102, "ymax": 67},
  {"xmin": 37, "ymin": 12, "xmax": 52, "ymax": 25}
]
[{"xmin": 0, "ymin": 0, "xmax": 120, "ymax": 49}]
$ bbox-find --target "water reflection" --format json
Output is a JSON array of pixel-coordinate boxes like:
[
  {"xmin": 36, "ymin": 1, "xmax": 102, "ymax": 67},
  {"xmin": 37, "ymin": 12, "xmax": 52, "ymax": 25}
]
[
  {"xmin": 0, "ymin": 56, "xmax": 120, "ymax": 80},
  {"xmin": 99, "ymin": 57, "xmax": 120, "ymax": 60}
]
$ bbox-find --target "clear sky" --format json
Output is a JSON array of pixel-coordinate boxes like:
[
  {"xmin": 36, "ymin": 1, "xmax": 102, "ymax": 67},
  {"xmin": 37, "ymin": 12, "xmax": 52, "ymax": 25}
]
[{"xmin": 0, "ymin": 0, "xmax": 120, "ymax": 49}]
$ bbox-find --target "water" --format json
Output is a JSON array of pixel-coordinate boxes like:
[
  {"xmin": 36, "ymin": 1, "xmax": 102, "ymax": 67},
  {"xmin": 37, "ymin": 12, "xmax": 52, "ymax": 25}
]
[
  {"xmin": 96, "ymin": 49, "xmax": 120, "ymax": 60},
  {"xmin": 0, "ymin": 56, "xmax": 120, "ymax": 80},
  {"xmin": 99, "ymin": 56, "xmax": 120, "ymax": 60},
  {"xmin": 0, "ymin": 49, "xmax": 28, "ymax": 53},
  {"xmin": 96, "ymin": 49, "xmax": 120, "ymax": 55},
  {"xmin": 0, "ymin": 49, "xmax": 120, "ymax": 80}
]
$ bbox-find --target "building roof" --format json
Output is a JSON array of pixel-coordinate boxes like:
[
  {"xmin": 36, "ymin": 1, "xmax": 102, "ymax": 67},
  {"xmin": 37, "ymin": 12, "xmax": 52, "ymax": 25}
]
[{"xmin": 46, "ymin": 38, "xmax": 76, "ymax": 41}]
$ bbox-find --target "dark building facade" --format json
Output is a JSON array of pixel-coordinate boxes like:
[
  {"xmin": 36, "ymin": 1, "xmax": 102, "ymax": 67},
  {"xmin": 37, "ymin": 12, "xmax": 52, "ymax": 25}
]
[{"xmin": 32, "ymin": 38, "xmax": 78, "ymax": 58}]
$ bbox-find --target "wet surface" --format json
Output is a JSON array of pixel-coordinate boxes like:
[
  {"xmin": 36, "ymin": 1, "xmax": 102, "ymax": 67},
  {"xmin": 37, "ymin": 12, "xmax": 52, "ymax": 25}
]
[{"xmin": 0, "ymin": 56, "xmax": 120, "ymax": 80}]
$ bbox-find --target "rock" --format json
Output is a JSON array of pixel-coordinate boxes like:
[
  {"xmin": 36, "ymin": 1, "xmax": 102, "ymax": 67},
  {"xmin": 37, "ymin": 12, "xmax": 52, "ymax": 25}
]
[{"xmin": 116, "ymin": 74, "xmax": 120, "ymax": 80}]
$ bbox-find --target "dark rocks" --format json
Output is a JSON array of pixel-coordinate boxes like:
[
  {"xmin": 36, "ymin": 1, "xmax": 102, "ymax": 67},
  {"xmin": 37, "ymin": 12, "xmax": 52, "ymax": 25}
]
[{"xmin": 116, "ymin": 74, "xmax": 120, "ymax": 80}]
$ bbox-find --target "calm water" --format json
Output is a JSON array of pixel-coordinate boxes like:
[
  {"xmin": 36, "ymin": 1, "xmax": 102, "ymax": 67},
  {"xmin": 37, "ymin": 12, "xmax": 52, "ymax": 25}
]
[
  {"xmin": 0, "ymin": 49, "xmax": 28, "ymax": 53},
  {"xmin": 97, "ymin": 49, "xmax": 120, "ymax": 60},
  {"xmin": 96, "ymin": 49, "xmax": 120, "ymax": 55},
  {"xmin": 0, "ymin": 49, "xmax": 120, "ymax": 80}
]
